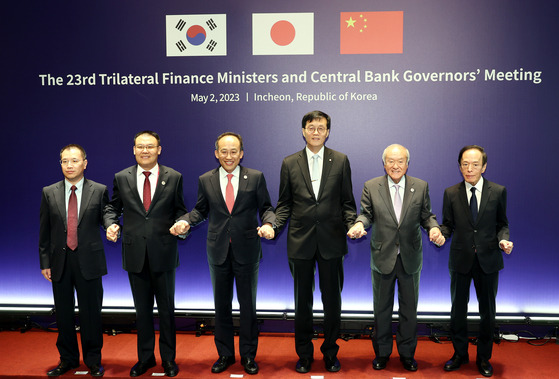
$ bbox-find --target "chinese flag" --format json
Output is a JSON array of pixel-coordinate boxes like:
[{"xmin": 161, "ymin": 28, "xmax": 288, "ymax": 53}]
[{"xmin": 340, "ymin": 11, "xmax": 403, "ymax": 54}]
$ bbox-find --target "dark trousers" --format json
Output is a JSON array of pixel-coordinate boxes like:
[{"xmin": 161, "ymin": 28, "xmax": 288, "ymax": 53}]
[
  {"xmin": 372, "ymin": 254, "xmax": 420, "ymax": 358},
  {"xmin": 209, "ymin": 245, "xmax": 259, "ymax": 358},
  {"xmin": 52, "ymin": 248, "xmax": 103, "ymax": 368},
  {"xmin": 128, "ymin": 254, "xmax": 176, "ymax": 362},
  {"xmin": 450, "ymin": 255, "xmax": 499, "ymax": 361},
  {"xmin": 289, "ymin": 253, "xmax": 344, "ymax": 360}
]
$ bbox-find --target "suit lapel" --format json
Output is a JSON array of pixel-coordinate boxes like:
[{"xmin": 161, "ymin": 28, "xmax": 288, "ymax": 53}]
[
  {"xmin": 54, "ymin": 181, "xmax": 67, "ymax": 227},
  {"xmin": 317, "ymin": 148, "xmax": 334, "ymax": 200},
  {"xmin": 79, "ymin": 179, "xmax": 93, "ymax": 224},
  {"xmin": 125, "ymin": 166, "xmax": 143, "ymax": 210},
  {"xmin": 458, "ymin": 181, "xmax": 475, "ymax": 225},
  {"xmin": 235, "ymin": 166, "xmax": 249, "ymax": 211},
  {"xmin": 150, "ymin": 164, "xmax": 169, "ymax": 211},
  {"xmin": 209, "ymin": 167, "xmax": 227, "ymax": 210},
  {"xmin": 400, "ymin": 175, "xmax": 415, "ymax": 223},
  {"xmin": 477, "ymin": 179, "xmax": 491, "ymax": 222},
  {"xmin": 296, "ymin": 149, "xmax": 315, "ymax": 198}
]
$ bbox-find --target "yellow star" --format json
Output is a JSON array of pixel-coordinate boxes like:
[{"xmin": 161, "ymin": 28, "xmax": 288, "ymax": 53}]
[{"xmin": 345, "ymin": 16, "xmax": 356, "ymax": 28}]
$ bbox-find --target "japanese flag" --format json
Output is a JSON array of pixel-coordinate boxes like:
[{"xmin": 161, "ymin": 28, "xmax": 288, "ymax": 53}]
[{"xmin": 252, "ymin": 13, "xmax": 314, "ymax": 55}]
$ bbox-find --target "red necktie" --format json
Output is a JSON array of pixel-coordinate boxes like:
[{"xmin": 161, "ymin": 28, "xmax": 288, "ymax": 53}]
[
  {"xmin": 143, "ymin": 171, "xmax": 151, "ymax": 212},
  {"xmin": 67, "ymin": 185, "xmax": 78, "ymax": 250},
  {"xmin": 226, "ymin": 174, "xmax": 234, "ymax": 213}
]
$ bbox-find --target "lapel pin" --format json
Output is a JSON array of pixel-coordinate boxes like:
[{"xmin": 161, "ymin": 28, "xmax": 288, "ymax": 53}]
[
  {"xmin": 161, "ymin": 181, "xmax": 166, "ymax": 185},
  {"xmin": 244, "ymin": 175, "xmax": 248, "ymax": 180},
  {"xmin": 410, "ymin": 188, "xmax": 415, "ymax": 192},
  {"xmin": 329, "ymin": 158, "xmax": 332, "ymax": 162}
]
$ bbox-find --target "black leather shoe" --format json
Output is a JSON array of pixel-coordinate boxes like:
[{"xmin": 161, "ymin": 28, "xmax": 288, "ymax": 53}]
[
  {"xmin": 324, "ymin": 356, "xmax": 341, "ymax": 372},
  {"xmin": 130, "ymin": 357, "xmax": 156, "ymax": 377},
  {"xmin": 47, "ymin": 361, "xmax": 79, "ymax": 376},
  {"xmin": 372, "ymin": 356, "xmax": 389, "ymax": 370},
  {"xmin": 162, "ymin": 361, "xmax": 179, "ymax": 377},
  {"xmin": 89, "ymin": 364, "xmax": 105, "ymax": 377},
  {"xmin": 241, "ymin": 357, "xmax": 259, "ymax": 375},
  {"xmin": 444, "ymin": 354, "xmax": 469, "ymax": 371},
  {"xmin": 400, "ymin": 356, "xmax": 418, "ymax": 372},
  {"xmin": 477, "ymin": 359, "xmax": 493, "ymax": 377},
  {"xmin": 295, "ymin": 358, "xmax": 313, "ymax": 373},
  {"xmin": 211, "ymin": 356, "xmax": 235, "ymax": 373}
]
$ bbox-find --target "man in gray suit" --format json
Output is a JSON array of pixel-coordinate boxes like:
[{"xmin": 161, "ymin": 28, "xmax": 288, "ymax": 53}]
[{"xmin": 347, "ymin": 144, "xmax": 445, "ymax": 372}]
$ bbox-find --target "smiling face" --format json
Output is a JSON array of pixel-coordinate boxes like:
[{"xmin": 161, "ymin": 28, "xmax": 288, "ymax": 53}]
[
  {"xmin": 383, "ymin": 145, "xmax": 408, "ymax": 184},
  {"xmin": 133, "ymin": 133, "xmax": 161, "ymax": 170},
  {"xmin": 60, "ymin": 147, "xmax": 87, "ymax": 184},
  {"xmin": 215, "ymin": 135, "xmax": 244, "ymax": 173},
  {"xmin": 302, "ymin": 117, "xmax": 330, "ymax": 153},
  {"xmin": 459, "ymin": 148, "xmax": 487, "ymax": 185}
]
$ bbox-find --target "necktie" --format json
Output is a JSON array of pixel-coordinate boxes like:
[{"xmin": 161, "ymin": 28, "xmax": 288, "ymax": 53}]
[
  {"xmin": 67, "ymin": 185, "xmax": 78, "ymax": 250},
  {"xmin": 311, "ymin": 154, "xmax": 320, "ymax": 196},
  {"xmin": 393, "ymin": 184, "xmax": 402, "ymax": 222},
  {"xmin": 226, "ymin": 173, "xmax": 234, "ymax": 213},
  {"xmin": 143, "ymin": 171, "xmax": 151, "ymax": 212},
  {"xmin": 470, "ymin": 187, "xmax": 478, "ymax": 222}
]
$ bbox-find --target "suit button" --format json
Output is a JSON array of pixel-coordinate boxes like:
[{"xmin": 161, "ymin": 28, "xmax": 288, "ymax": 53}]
[
  {"xmin": 316, "ymin": 202, "xmax": 319, "ymax": 205},
  {"xmin": 474, "ymin": 229, "xmax": 478, "ymax": 233},
  {"xmin": 316, "ymin": 221, "xmax": 320, "ymax": 224},
  {"xmin": 396, "ymin": 242, "xmax": 400, "ymax": 246}
]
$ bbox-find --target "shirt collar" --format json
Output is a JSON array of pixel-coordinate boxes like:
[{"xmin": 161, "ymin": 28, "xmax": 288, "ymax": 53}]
[
  {"xmin": 387, "ymin": 175, "xmax": 406, "ymax": 188},
  {"xmin": 137, "ymin": 163, "xmax": 159, "ymax": 177},
  {"xmin": 306, "ymin": 146, "xmax": 325, "ymax": 160},
  {"xmin": 65, "ymin": 177, "xmax": 84, "ymax": 192},
  {"xmin": 219, "ymin": 165, "xmax": 240, "ymax": 178},
  {"xmin": 465, "ymin": 176, "xmax": 484, "ymax": 192}
]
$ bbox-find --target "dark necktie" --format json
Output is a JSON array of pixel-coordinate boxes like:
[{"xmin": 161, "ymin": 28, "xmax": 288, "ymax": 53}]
[
  {"xmin": 67, "ymin": 185, "xmax": 78, "ymax": 250},
  {"xmin": 143, "ymin": 171, "xmax": 151, "ymax": 212},
  {"xmin": 226, "ymin": 174, "xmax": 234, "ymax": 213},
  {"xmin": 470, "ymin": 187, "xmax": 478, "ymax": 222}
]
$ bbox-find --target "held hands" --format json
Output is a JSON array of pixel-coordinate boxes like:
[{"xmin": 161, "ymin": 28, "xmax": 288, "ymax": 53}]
[
  {"xmin": 347, "ymin": 222, "xmax": 367, "ymax": 239},
  {"xmin": 106, "ymin": 224, "xmax": 120, "ymax": 242},
  {"xmin": 257, "ymin": 223, "xmax": 274, "ymax": 240},
  {"xmin": 169, "ymin": 221, "xmax": 190, "ymax": 236},
  {"xmin": 500, "ymin": 240, "xmax": 514, "ymax": 255},
  {"xmin": 429, "ymin": 227, "xmax": 446, "ymax": 247}
]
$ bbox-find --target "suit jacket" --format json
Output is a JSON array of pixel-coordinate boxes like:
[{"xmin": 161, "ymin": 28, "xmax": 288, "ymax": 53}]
[
  {"xmin": 179, "ymin": 166, "xmax": 276, "ymax": 265},
  {"xmin": 275, "ymin": 147, "xmax": 357, "ymax": 259},
  {"xmin": 39, "ymin": 178, "xmax": 109, "ymax": 282},
  {"xmin": 356, "ymin": 175, "xmax": 439, "ymax": 275},
  {"xmin": 103, "ymin": 164, "xmax": 187, "ymax": 273},
  {"xmin": 440, "ymin": 179, "xmax": 509, "ymax": 274}
]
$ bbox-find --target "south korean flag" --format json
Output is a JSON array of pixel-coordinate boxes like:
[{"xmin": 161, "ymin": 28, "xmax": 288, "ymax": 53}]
[{"xmin": 166, "ymin": 14, "xmax": 227, "ymax": 57}]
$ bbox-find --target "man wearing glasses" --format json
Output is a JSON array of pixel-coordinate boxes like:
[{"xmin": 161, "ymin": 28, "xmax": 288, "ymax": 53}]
[
  {"xmin": 274, "ymin": 111, "xmax": 357, "ymax": 374},
  {"xmin": 40, "ymin": 144, "xmax": 108, "ymax": 377},
  {"xmin": 104, "ymin": 131, "xmax": 187, "ymax": 377}
]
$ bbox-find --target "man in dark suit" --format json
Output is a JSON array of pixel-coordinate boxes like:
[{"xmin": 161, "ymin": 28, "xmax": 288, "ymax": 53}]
[
  {"xmin": 440, "ymin": 145, "xmax": 513, "ymax": 378},
  {"xmin": 39, "ymin": 144, "xmax": 108, "ymax": 377},
  {"xmin": 347, "ymin": 144, "xmax": 445, "ymax": 372},
  {"xmin": 104, "ymin": 131, "xmax": 187, "ymax": 377},
  {"xmin": 274, "ymin": 110, "xmax": 357, "ymax": 373},
  {"xmin": 170, "ymin": 132, "xmax": 275, "ymax": 375}
]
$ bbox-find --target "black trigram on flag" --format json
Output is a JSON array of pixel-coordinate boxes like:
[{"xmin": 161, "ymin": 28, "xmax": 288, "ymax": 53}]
[
  {"xmin": 206, "ymin": 40, "xmax": 217, "ymax": 52},
  {"xmin": 206, "ymin": 18, "xmax": 217, "ymax": 31},
  {"xmin": 176, "ymin": 40, "xmax": 187, "ymax": 52},
  {"xmin": 175, "ymin": 19, "xmax": 186, "ymax": 32}
]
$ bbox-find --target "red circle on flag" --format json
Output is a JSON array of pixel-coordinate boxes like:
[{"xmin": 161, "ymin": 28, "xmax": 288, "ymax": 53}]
[{"xmin": 270, "ymin": 20, "xmax": 296, "ymax": 46}]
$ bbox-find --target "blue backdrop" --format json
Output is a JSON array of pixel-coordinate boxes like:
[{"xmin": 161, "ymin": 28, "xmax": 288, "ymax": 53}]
[{"xmin": 1, "ymin": 0, "xmax": 557, "ymax": 316}]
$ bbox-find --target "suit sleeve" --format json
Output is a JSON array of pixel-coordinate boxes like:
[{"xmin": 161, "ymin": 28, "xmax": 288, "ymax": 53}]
[
  {"xmin": 496, "ymin": 186, "xmax": 510, "ymax": 243},
  {"xmin": 274, "ymin": 159, "xmax": 292, "ymax": 233},
  {"xmin": 103, "ymin": 175, "xmax": 123, "ymax": 228},
  {"xmin": 356, "ymin": 183, "xmax": 374, "ymax": 228},
  {"xmin": 440, "ymin": 188, "xmax": 454, "ymax": 239},
  {"xmin": 420, "ymin": 183, "xmax": 440, "ymax": 231},
  {"xmin": 341, "ymin": 155, "xmax": 357, "ymax": 229},
  {"xmin": 38, "ymin": 188, "xmax": 51, "ymax": 270},
  {"xmin": 257, "ymin": 172, "xmax": 276, "ymax": 225},
  {"xmin": 178, "ymin": 176, "xmax": 209, "ymax": 227}
]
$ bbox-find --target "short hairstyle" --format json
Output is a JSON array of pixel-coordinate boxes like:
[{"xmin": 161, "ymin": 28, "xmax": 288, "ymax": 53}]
[
  {"xmin": 60, "ymin": 144, "xmax": 87, "ymax": 160},
  {"xmin": 215, "ymin": 132, "xmax": 244, "ymax": 151},
  {"xmin": 382, "ymin": 144, "xmax": 410, "ymax": 164},
  {"xmin": 134, "ymin": 130, "xmax": 161, "ymax": 146},
  {"xmin": 301, "ymin": 110, "xmax": 331, "ymax": 130},
  {"xmin": 458, "ymin": 145, "xmax": 487, "ymax": 165}
]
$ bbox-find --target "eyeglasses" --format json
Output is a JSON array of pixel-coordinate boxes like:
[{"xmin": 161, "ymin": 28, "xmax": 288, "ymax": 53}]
[
  {"xmin": 460, "ymin": 162, "xmax": 482, "ymax": 170},
  {"xmin": 385, "ymin": 159, "xmax": 407, "ymax": 167},
  {"xmin": 135, "ymin": 145, "xmax": 158, "ymax": 151},
  {"xmin": 305, "ymin": 126, "xmax": 327, "ymax": 134},
  {"xmin": 60, "ymin": 159, "xmax": 82, "ymax": 166}
]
